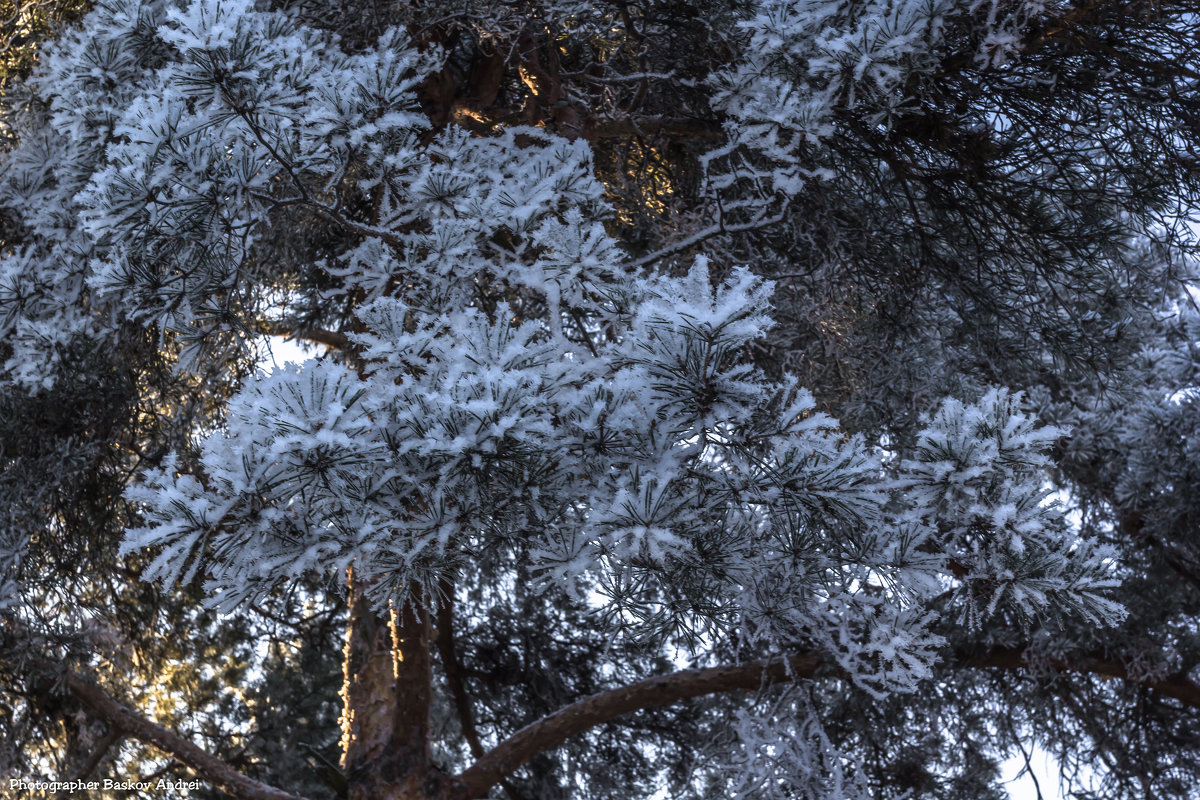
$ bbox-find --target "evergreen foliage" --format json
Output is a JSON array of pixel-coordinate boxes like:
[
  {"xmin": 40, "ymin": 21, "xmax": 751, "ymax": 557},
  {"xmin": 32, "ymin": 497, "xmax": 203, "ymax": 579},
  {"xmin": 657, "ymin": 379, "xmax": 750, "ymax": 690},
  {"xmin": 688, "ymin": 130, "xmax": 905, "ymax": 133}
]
[{"xmin": 0, "ymin": 0, "xmax": 1198, "ymax": 798}]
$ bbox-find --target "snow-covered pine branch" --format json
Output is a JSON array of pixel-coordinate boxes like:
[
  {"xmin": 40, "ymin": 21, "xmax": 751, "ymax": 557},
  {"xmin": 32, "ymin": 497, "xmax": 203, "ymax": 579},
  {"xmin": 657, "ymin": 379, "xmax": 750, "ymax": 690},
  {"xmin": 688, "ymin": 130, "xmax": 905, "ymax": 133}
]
[{"xmin": 0, "ymin": 0, "xmax": 1168, "ymax": 797}]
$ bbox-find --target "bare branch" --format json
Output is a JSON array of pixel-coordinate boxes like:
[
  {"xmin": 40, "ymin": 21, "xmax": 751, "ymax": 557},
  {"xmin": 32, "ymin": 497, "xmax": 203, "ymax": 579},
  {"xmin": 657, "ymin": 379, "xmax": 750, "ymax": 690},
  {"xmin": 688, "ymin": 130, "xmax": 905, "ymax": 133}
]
[
  {"xmin": 63, "ymin": 671, "xmax": 311, "ymax": 800},
  {"xmin": 435, "ymin": 584, "xmax": 485, "ymax": 760},
  {"xmin": 451, "ymin": 642, "xmax": 1200, "ymax": 799},
  {"xmin": 54, "ymin": 727, "xmax": 122, "ymax": 800},
  {"xmin": 451, "ymin": 652, "xmax": 824, "ymax": 799},
  {"xmin": 259, "ymin": 319, "xmax": 352, "ymax": 352},
  {"xmin": 959, "ymin": 646, "xmax": 1200, "ymax": 709},
  {"xmin": 579, "ymin": 114, "xmax": 723, "ymax": 142},
  {"xmin": 435, "ymin": 584, "xmax": 531, "ymax": 800},
  {"xmin": 629, "ymin": 210, "xmax": 788, "ymax": 269}
]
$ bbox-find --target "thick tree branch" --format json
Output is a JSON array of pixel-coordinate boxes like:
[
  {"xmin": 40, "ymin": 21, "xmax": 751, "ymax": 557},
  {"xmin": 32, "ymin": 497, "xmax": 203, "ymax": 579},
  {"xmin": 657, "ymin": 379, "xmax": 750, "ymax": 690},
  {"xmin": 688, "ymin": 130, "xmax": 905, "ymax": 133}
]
[
  {"xmin": 452, "ymin": 641, "xmax": 1200, "ymax": 799},
  {"xmin": 63, "ymin": 671, "xmax": 310, "ymax": 800},
  {"xmin": 959, "ymin": 646, "xmax": 1200, "ymax": 709},
  {"xmin": 451, "ymin": 652, "xmax": 824, "ymax": 799},
  {"xmin": 24, "ymin": 633, "xmax": 1200, "ymax": 800},
  {"xmin": 259, "ymin": 319, "xmax": 352, "ymax": 352}
]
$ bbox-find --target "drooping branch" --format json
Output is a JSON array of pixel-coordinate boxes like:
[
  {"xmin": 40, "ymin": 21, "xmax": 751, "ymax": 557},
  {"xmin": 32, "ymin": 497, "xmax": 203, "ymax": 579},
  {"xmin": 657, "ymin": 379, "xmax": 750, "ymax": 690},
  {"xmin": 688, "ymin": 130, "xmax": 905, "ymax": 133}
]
[{"xmin": 63, "ymin": 671, "xmax": 310, "ymax": 800}]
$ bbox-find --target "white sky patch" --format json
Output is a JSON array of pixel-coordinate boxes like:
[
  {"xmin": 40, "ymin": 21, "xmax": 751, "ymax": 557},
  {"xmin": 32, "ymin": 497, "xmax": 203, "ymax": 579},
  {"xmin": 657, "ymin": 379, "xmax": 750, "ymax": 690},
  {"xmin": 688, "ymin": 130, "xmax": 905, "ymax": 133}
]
[
  {"xmin": 1187, "ymin": 283, "xmax": 1200, "ymax": 308},
  {"xmin": 1168, "ymin": 386, "xmax": 1200, "ymax": 404},
  {"xmin": 261, "ymin": 335, "xmax": 318, "ymax": 371},
  {"xmin": 1002, "ymin": 745, "xmax": 1073, "ymax": 800},
  {"xmin": 1042, "ymin": 486, "xmax": 1083, "ymax": 532}
]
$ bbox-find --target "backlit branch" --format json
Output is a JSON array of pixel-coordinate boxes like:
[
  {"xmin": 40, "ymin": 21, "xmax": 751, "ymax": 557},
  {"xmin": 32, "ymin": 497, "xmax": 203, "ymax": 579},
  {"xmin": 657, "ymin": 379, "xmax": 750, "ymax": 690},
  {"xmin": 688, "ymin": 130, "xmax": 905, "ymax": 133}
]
[
  {"xmin": 259, "ymin": 319, "xmax": 352, "ymax": 352},
  {"xmin": 63, "ymin": 671, "xmax": 310, "ymax": 800}
]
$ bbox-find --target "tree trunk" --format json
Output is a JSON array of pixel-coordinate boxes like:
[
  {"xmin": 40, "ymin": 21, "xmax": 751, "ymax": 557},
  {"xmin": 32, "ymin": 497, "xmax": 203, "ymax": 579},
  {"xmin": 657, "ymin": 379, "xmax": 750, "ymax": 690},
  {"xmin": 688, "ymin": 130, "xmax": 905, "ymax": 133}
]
[{"xmin": 341, "ymin": 573, "xmax": 448, "ymax": 800}]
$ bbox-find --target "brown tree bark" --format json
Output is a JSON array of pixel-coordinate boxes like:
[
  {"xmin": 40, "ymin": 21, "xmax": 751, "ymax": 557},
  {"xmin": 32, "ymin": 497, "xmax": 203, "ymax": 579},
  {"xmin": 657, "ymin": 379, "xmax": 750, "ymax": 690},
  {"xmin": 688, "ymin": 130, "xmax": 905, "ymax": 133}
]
[
  {"xmin": 452, "ymin": 652, "xmax": 825, "ymax": 799},
  {"xmin": 61, "ymin": 671, "xmax": 308, "ymax": 800},
  {"xmin": 340, "ymin": 573, "xmax": 448, "ymax": 800}
]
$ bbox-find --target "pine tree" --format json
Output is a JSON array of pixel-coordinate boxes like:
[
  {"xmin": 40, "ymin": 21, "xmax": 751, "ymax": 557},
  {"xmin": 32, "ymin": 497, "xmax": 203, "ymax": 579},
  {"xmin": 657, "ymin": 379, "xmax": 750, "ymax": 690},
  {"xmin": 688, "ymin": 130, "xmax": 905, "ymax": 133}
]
[{"xmin": 1, "ymin": 1, "xmax": 1198, "ymax": 798}]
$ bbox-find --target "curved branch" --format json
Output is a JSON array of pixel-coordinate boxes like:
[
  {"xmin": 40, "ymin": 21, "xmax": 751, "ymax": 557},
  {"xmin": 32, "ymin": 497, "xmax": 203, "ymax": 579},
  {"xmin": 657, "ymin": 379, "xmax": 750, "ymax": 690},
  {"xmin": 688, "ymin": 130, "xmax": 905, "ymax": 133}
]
[
  {"xmin": 452, "ymin": 642, "xmax": 1200, "ymax": 799},
  {"xmin": 452, "ymin": 652, "xmax": 824, "ymax": 799},
  {"xmin": 64, "ymin": 671, "xmax": 310, "ymax": 800}
]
